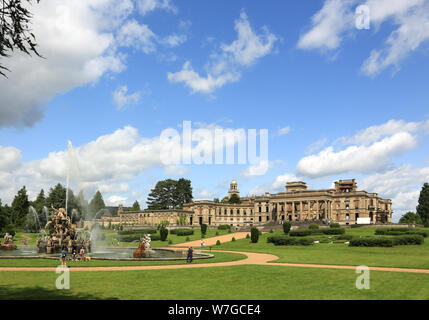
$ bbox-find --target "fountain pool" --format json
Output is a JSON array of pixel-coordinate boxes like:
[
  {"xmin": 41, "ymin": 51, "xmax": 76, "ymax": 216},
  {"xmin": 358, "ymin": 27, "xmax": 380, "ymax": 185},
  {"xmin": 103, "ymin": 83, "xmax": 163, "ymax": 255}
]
[{"xmin": 0, "ymin": 247, "xmax": 213, "ymax": 261}]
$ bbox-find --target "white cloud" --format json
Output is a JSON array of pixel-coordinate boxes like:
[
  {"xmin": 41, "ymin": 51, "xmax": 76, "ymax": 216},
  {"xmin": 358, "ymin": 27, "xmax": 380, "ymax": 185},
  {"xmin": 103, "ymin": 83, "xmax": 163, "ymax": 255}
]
[
  {"xmin": 221, "ymin": 11, "xmax": 278, "ymax": 66},
  {"xmin": 305, "ymin": 138, "xmax": 328, "ymax": 154},
  {"xmin": 241, "ymin": 160, "xmax": 270, "ymax": 178},
  {"xmin": 0, "ymin": 146, "xmax": 22, "ymax": 171},
  {"xmin": 106, "ymin": 195, "xmax": 127, "ymax": 206},
  {"xmin": 360, "ymin": 165, "xmax": 429, "ymax": 221},
  {"xmin": 116, "ymin": 19, "xmax": 157, "ymax": 53},
  {"xmin": 297, "ymin": 132, "xmax": 418, "ymax": 178},
  {"xmin": 113, "ymin": 85, "xmax": 141, "ymax": 110},
  {"xmin": 339, "ymin": 119, "xmax": 429, "ymax": 145},
  {"xmin": 195, "ymin": 189, "xmax": 212, "ymax": 200},
  {"xmin": 276, "ymin": 126, "xmax": 291, "ymax": 136},
  {"xmin": 298, "ymin": 0, "xmax": 356, "ymax": 51},
  {"xmin": 248, "ymin": 173, "xmax": 299, "ymax": 195},
  {"xmin": 161, "ymin": 34, "xmax": 187, "ymax": 47},
  {"xmin": 168, "ymin": 61, "xmax": 240, "ymax": 94},
  {"xmin": 0, "ymin": 0, "xmax": 132, "ymax": 128},
  {"xmin": 168, "ymin": 10, "xmax": 278, "ymax": 94},
  {"xmin": 136, "ymin": 0, "xmax": 177, "ymax": 16},
  {"xmin": 298, "ymin": 0, "xmax": 429, "ymax": 76}
]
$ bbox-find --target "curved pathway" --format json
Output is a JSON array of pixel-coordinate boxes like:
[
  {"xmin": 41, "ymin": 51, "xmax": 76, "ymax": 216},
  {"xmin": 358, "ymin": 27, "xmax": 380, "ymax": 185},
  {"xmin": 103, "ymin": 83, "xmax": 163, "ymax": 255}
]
[{"xmin": 0, "ymin": 249, "xmax": 429, "ymax": 274}]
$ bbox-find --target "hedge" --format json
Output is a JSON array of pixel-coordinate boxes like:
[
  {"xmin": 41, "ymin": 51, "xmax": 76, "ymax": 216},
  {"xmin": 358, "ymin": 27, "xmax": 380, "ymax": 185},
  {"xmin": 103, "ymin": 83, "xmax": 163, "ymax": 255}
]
[
  {"xmin": 118, "ymin": 233, "xmax": 161, "ymax": 242},
  {"xmin": 309, "ymin": 224, "xmax": 319, "ymax": 230},
  {"xmin": 289, "ymin": 228, "xmax": 345, "ymax": 236},
  {"xmin": 170, "ymin": 229, "xmax": 194, "ymax": 236},
  {"xmin": 375, "ymin": 228, "xmax": 429, "ymax": 237},
  {"xmin": 349, "ymin": 237, "xmax": 394, "ymax": 247},
  {"xmin": 330, "ymin": 223, "xmax": 340, "ymax": 228},
  {"xmin": 267, "ymin": 235, "xmax": 313, "ymax": 246},
  {"xmin": 322, "ymin": 228, "xmax": 345, "ymax": 235},
  {"xmin": 217, "ymin": 225, "xmax": 230, "ymax": 230},
  {"xmin": 118, "ymin": 228, "xmax": 157, "ymax": 235},
  {"xmin": 392, "ymin": 235, "xmax": 424, "ymax": 245}
]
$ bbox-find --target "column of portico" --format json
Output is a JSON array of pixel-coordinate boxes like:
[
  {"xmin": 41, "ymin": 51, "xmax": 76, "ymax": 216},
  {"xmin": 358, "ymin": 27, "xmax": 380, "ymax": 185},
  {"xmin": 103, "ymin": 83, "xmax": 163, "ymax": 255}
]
[
  {"xmin": 292, "ymin": 201, "xmax": 295, "ymax": 221},
  {"xmin": 300, "ymin": 201, "xmax": 303, "ymax": 221},
  {"xmin": 316, "ymin": 200, "xmax": 319, "ymax": 220}
]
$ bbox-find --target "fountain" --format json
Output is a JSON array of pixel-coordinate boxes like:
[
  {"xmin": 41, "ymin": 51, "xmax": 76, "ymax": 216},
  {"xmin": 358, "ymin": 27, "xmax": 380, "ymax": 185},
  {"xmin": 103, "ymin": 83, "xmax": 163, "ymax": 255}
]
[
  {"xmin": 36, "ymin": 206, "xmax": 91, "ymax": 254},
  {"xmin": 133, "ymin": 234, "xmax": 153, "ymax": 258},
  {"xmin": 0, "ymin": 233, "xmax": 17, "ymax": 250}
]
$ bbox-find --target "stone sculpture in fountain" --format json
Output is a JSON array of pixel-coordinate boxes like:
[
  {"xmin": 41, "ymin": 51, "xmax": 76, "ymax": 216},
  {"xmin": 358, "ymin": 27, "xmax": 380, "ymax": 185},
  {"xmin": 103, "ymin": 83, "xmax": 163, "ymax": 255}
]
[
  {"xmin": 36, "ymin": 206, "xmax": 91, "ymax": 254},
  {"xmin": 0, "ymin": 232, "xmax": 17, "ymax": 250},
  {"xmin": 133, "ymin": 234, "xmax": 152, "ymax": 258}
]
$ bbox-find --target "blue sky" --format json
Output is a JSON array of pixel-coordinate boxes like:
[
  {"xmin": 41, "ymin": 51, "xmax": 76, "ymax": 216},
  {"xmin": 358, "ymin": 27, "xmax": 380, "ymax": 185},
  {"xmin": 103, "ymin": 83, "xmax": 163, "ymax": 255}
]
[{"xmin": 0, "ymin": 0, "xmax": 429, "ymax": 221}]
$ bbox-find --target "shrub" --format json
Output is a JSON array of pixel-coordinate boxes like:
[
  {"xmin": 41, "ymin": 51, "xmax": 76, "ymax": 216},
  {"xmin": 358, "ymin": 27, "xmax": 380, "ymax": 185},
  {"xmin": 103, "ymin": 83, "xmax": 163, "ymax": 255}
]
[
  {"xmin": 267, "ymin": 235, "xmax": 313, "ymax": 246},
  {"xmin": 270, "ymin": 229, "xmax": 274, "ymax": 233},
  {"xmin": 228, "ymin": 229, "xmax": 232, "ymax": 233},
  {"xmin": 200, "ymin": 224, "xmax": 208, "ymax": 236},
  {"xmin": 150, "ymin": 234, "xmax": 161, "ymax": 241},
  {"xmin": 330, "ymin": 223, "xmax": 340, "ymax": 228},
  {"xmin": 185, "ymin": 237, "xmax": 190, "ymax": 241},
  {"xmin": 283, "ymin": 221, "xmax": 291, "ymax": 234},
  {"xmin": 393, "ymin": 235, "xmax": 424, "ymax": 245},
  {"xmin": 337, "ymin": 235, "xmax": 354, "ymax": 240},
  {"xmin": 215, "ymin": 231, "xmax": 219, "ymax": 236},
  {"xmin": 217, "ymin": 225, "xmax": 230, "ymax": 230},
  {"xmin": 246, "ymin": 233, "xmax": 250, "ymax": 239},
  {"xmin": 168, "ymin": 239, "xmax": 173, "ymax": 245},
  {"xmin": 216, "ymin": 240, "xmax": 221, "ymax": 246},
  {"xmin": 375, "ymin": 228, "xmax": 429, "ymax": 237},
  {"xmin": 309, "ymin": 224, "xmax": 319, "ymax": 230},
  {"xmin": 349, "ymin": 237, "xmax": 394, "ymax": 247},
  {"xmin": 289, "ymin": 229, "xmax": 312, "ymax": 237},
  {"xmin": 250, "ymin": 227, "xmax": 259, "ymax": 243},
  {"xmin": 170, "ymin": 229, "xmax": 194, "ymax": 236},
  {"xmin": 160, "ymin": 228, "xmax": 168, "ymax": 241},
  {"xmin": 322, "ymin": 228, "xmax": 345, "ymax": 235},
  {"xmin": 232, "ymin": 237, "xmax": 236, "ymax": 242}
]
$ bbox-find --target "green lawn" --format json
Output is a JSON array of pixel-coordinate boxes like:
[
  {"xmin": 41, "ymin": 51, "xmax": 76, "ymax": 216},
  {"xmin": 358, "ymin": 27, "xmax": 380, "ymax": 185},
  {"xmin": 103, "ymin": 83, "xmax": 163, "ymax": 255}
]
[
  {"xmin": 0, "ymin": 251, "xmax": 246, "ymax": 267},
  {"xmin": 1, "ymin": 265, "xmax": 428, "ymax": 300},
  {"xmin": 101, "ymin": 228, "xmax": 233, "ymax": 248},
  {"xmin": 217, "ymin": 227, "xmax": 429, "ymax": 269}
]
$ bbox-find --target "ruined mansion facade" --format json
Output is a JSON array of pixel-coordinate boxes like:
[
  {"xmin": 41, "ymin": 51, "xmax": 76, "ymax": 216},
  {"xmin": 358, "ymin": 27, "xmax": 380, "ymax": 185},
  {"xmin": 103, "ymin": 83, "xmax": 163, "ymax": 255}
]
[{"xmin": 118, "ymin": 179, "xmax": 393, "ymax": 227}]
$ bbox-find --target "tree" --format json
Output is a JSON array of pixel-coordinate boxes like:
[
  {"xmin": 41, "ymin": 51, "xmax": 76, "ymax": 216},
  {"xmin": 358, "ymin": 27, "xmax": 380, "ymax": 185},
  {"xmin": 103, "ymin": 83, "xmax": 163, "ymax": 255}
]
[
  {"xmin": 131, "ymin": 200, "xmax": 141, "ymax": 211},
  {"xmin": 0, "ymin": 0, "xmax": 42, "ymax": 77},
  {"xmin": 88, "ymin": 191, "xmax": 105, "ymax": 219},
  {"xmin": 46, "ymin": 183, "xmax": 66, "ymax": 209},
  {"xmin": 283, "ymin": 221, "xmax": 291, "ymax": 234},
  {"xmin": 250, "ymin": 227, "xmax": 259, "ymax": 243},
  {"xmin": 416, "ymin": 183, "xmax": 429, "ymax": 224},
  {"xmin": 11, "ymin": 186, "xmax": 29, "ymax": 226},
  {"xmin": 147, "ymin": 178, "xmax": 193, "ymax": 210},
  {"xmin": 0, "ymin": 199, "xmax": 10, "ymax": 232},
  {"xmin": 399, "ymin": 211, "xmax": 422, "ymax": 225},
  {"xmin": 213, "ymin": 198, "xmax": 219, "ymax": 203},
  {"xmin": 201, "ymin": 223, "xmax": 207, "ymax": 235},
  {"xmin": 228, "ymin": 194, "xmax": 241, "ymax": 204}
]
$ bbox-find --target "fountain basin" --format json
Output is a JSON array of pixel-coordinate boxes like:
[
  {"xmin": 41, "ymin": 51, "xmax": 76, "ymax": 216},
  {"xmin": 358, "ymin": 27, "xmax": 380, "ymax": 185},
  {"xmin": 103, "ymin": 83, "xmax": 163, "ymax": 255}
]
[{"xmin": 0, "ymin": 247, "xmax": 213, "ymax": 261}]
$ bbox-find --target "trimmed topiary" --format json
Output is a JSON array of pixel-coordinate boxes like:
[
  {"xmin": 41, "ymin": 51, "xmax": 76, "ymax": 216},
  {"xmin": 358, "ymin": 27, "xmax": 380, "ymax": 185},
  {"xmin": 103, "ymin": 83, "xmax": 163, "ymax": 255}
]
[
  {"xmin": 330, "ymin": 223, "xmax": 340, "ymax": 228},
  {"xmin": 200, "ymin": 223, "xmax": 208, "ymax": 236},
  {"xmin": 216, "ymin": 240, "xmax": 221, "ymax": 246},
  {"xmin": 160, "ymin": 228, "xmax": 168, "ymax": 241},
  {"xmin": 309, "ymin": 224, "xmax": 319, "ymax": 230},
  {"xmin": 283, "ymin": 221, "xmax": 291, "ymax": 234},
  {"xmin": 250, "ymin": 227, "xmax": 259, "ymax": 243}
]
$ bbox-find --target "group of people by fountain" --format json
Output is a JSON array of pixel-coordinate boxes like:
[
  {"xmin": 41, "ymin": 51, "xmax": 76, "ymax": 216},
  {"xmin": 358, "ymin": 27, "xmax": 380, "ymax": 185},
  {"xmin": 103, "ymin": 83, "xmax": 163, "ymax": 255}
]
[{"xmin": 36, "ymin": 206, "xmax": 91, "ymax": 255}]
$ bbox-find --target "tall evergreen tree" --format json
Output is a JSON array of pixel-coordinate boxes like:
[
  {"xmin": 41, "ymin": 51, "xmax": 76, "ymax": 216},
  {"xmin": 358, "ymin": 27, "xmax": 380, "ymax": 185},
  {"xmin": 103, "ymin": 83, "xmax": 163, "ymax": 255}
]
[
  {"xmin": 228, "ymin": 194, "xmax": 241, "ymax": 204},
  {"xmin": 88, "ymin": 191, "xmax": 106, "ymax": 218},
  {"xmin": 11, "ymin": 186, "xmax": 30, "ymax": 226},
  {"xmin": 147, "ymin": 178, "xmax": 193, "ymax": 210},
  {"xmin": 416, "ymin": 182, "xmax": 429, "ymax": 224},
  {"xmin": 131, "ymin": 200, "xmax": 141, "ymax": 211},
  {"xmin": 46, "ymin": 183, "xmax": 67, "ymax": 209},
  {"xmin": 0, "ymin": 199, "xmax": 9, "ymax": 232}
]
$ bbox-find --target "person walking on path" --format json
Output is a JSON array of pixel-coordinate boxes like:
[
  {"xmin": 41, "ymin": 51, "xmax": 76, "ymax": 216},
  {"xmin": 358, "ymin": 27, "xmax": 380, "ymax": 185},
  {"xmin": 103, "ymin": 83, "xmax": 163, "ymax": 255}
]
[
  {"xmin": 60, "ymin": 248, "xmax": 67, "ymax": 267},
  {"xmin": 80, "ymin": 247, "xmax": 85, "ymax": 261},
  {"xmin": 201, "ymin": 240, "xmax": 205, "ymax": 249},
  {"xmin": 186, "ymin": 247, "xmax": 193, "ymax": 263}
]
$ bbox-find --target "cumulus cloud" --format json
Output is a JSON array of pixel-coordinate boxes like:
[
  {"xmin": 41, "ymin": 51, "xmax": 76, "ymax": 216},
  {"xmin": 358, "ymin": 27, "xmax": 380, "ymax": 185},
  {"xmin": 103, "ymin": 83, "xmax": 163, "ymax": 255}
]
[
  {"xmin": 298, "ymin": 0, "xmax": 429, "ymax": 76},
  {"xmin": 168, "ymin": 10, "xmax": 278, "ymax": 94},
  {"xmin": 113, "ymin": 85, "xmax": 141, "ymax": 110},
  {"xmin": 0, "ymin": 0, "xmax": 133, "ymax": 128},
  {"xmin": 136, "ymin": 0, "xmax": 177, "ymax": 16},
  {"xmin": 360, "ymin": 165, "xmax": 429, "ymax": 221},
  {"xmin": 297, "ymin": 132, "xmax": 418, "ymax": 178},
  {"xmin": 248, "ymin": 173, "xmax": 299, "ymax": 196},
  {"xmin": 116, "ymin": 19, "xmax": 157, "ymax": 53}
]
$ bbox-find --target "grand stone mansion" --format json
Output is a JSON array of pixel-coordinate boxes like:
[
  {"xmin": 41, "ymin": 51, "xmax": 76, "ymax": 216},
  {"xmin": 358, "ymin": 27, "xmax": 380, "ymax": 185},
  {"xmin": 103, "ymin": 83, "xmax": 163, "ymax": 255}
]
[{"xmin": 118, "ymin": 179, "xmax": 393, "ymax": 227}]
